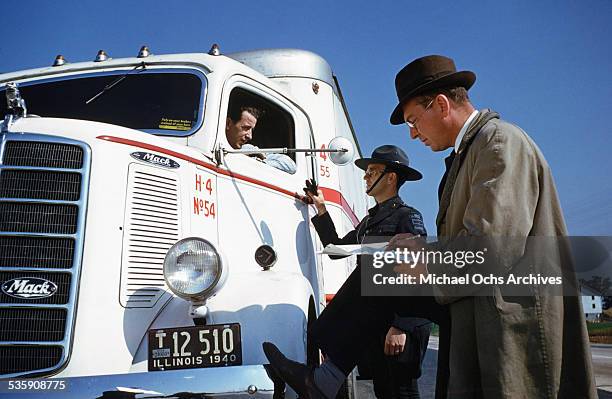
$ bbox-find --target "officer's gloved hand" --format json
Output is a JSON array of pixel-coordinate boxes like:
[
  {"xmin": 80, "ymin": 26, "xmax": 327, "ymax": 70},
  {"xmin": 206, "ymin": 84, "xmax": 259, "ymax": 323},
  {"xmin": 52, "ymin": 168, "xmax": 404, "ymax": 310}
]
[
  {"xmin": 303, "ymin": 178, "xmax": 318, "ymax": 196},
  {"xmin": 303, "ymin": 179, "xmax": 326, "ymax": 215}
]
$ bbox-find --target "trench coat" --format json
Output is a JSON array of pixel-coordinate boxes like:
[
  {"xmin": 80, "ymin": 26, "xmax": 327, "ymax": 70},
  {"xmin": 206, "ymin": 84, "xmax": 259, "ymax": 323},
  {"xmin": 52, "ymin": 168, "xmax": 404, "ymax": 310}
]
[{"xmin": 429, "ymin": 110, "xmax": 597, "ymax": 398}]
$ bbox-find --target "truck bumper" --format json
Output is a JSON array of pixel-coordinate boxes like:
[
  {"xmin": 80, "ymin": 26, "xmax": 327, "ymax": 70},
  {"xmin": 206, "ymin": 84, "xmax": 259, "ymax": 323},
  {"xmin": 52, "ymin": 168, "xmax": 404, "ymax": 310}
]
[{"xmin": 0, "ymin": 364, "xmax": 276, "ymax": 399}]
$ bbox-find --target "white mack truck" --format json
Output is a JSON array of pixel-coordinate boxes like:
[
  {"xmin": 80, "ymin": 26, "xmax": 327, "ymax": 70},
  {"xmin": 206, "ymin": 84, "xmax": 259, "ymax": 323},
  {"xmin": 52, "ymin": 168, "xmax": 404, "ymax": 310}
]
[{"xmin": 0, "ymin": 46, "xmax": 370, "ymax": 398}]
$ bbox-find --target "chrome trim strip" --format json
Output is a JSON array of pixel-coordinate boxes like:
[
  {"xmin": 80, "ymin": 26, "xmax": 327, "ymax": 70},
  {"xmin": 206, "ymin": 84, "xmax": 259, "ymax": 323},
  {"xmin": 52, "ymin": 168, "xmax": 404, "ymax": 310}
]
[
  {"xmin": 0, "ymin": 364, "xmax": 275, "ymax": 399},
  {"xmin": 0, "ymin": 232, "xmax": 78, "ymax": 238},
  {"xmin": 0, "ymin": 132, "xmax": 91, "ymax": 378},
  {"xmin": 0, "ymin": 304, "xmax": 69, "ymax": 310},
  {"xmin": 0, "ymin": 198, "xmax": 81, "ymax": 205},
  {"xmin": 0, "ymin": 341, "xmax": 65, "ymax": 346},
  {"xmin": 0, "ymin": 166, "xmax": 87, "ymax": 172},
  {"xmin": 0, "ymin": 268, "xmax": 74, "ymax": 273}
]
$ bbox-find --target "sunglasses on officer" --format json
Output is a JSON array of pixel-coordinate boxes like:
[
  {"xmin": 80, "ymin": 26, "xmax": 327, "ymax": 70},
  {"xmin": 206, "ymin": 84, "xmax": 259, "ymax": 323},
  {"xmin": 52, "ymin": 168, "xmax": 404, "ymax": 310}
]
[{"xmin": 364, "ymin": 167, "xmax": 387, "ymax": 179}]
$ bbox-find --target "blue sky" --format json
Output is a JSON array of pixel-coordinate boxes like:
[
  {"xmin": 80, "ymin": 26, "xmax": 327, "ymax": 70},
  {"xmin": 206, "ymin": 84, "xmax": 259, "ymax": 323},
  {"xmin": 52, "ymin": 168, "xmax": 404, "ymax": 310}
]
[{"xmin": 1, "ymin": 0, "xmax": 610, "ymax": 235}]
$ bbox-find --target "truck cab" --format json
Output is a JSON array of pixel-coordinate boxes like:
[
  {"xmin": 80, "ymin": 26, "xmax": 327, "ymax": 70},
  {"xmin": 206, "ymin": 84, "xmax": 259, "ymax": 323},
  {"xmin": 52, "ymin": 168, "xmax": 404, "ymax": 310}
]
[{"xmin": 0, "ymin": 47, "xmax": 369, "ymax": 398}]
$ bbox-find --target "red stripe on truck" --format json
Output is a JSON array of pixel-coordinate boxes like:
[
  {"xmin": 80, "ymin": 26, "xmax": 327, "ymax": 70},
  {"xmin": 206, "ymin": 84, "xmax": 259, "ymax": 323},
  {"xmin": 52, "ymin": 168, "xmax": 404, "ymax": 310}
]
[
  {"xmin": 97, "ymin": 135, "xmax": 359, "ymax": 227},
  {"xmin": 319, "ymin": 187, "xmax": 360, "ymax": 226}
]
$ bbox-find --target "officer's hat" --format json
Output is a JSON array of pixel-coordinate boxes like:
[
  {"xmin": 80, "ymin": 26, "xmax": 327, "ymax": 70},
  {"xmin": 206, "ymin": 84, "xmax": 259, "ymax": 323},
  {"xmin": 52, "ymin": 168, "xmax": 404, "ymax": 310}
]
[{"xmin": 355, "ymin": 145, "xmax": 422, "ymax": 181}]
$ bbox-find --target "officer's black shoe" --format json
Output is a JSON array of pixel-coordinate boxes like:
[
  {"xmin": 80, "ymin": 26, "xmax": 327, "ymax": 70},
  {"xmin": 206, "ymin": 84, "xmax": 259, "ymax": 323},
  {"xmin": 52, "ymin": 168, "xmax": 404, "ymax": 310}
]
[{"xmin": 262, "ymin": 342, "xmax": 327, "ymax": 399}]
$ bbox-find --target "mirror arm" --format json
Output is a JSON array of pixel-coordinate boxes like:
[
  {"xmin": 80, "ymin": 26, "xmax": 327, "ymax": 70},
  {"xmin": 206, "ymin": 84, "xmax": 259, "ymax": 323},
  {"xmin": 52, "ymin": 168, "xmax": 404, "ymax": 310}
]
[
  {"xmin": 222, "ymin": 148, "xmax": 348, "ymax": 155},
  {"xmin": 218, "ymin": 137, "xmax": 354, "ymax": 166}
]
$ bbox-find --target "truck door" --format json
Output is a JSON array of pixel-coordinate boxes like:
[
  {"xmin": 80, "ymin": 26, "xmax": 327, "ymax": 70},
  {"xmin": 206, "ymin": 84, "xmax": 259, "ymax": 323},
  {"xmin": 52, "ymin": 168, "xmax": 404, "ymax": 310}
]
[{"xmin": 214, "ymin": 78, "xmax": 318, "ymax": 286}]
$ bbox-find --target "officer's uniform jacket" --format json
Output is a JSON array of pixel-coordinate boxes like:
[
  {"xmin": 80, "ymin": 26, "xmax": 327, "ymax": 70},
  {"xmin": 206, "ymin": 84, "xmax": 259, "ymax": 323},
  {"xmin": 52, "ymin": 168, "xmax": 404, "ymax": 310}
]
[
  {"xmin": 312, "ymin": 195, "xmax": 427, "ymax": 332},
  {"xmin": 313, "ymin": 195, "xmax": 425, "ymax": 242}
]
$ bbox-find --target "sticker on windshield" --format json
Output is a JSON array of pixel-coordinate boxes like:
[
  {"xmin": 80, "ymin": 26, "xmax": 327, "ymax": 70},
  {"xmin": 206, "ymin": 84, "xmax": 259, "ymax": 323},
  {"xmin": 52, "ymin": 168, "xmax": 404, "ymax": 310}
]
[{"xmin": 159, "ymin": 118, "xmax": 192, "ymax": 131}]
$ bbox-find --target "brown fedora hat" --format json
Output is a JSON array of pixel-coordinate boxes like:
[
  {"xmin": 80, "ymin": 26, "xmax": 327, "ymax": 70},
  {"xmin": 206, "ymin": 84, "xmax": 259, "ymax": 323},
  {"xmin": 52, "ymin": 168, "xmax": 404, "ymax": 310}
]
[{"xmin": 390, "ymin": 55, "xmax": 476, "ymax": 125}]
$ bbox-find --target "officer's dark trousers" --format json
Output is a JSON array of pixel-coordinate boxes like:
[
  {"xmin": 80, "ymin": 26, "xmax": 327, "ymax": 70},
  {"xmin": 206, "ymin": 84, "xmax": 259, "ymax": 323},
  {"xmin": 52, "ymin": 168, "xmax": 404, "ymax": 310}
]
[
  {"xmin": 357, "ymin": 351, "xmax": 422, "ymax": 399},
  {"xmin": 309, "ymin": 266, "xmax": 450, "ymax": 399}
]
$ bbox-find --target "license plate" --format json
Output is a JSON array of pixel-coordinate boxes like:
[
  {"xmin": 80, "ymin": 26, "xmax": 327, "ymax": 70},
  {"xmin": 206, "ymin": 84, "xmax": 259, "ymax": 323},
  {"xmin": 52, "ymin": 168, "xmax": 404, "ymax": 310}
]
[{"xmin": 148, "ymin": 323, "xmax": 242, "ymax": 371}]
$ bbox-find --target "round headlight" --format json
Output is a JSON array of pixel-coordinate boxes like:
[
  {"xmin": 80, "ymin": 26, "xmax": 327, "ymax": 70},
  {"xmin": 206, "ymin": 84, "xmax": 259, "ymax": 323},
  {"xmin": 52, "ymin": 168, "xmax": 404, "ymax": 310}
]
[{"xmin": 163, "ymin": 238, "xmax": 222, "ymax": 300}]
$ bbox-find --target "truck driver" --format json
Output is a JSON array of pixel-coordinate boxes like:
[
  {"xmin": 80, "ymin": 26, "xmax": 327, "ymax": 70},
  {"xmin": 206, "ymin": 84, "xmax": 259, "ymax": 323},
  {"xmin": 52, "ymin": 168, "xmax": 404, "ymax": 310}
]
[{"xmin": 225, "ymin": 103, "xmax": 296, "ymax": 174}]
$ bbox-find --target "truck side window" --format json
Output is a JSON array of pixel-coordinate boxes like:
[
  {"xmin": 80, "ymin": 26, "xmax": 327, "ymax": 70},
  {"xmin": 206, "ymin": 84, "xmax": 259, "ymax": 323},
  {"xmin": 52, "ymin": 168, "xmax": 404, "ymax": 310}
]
[{"xmin": 225, "ymin": 88, "xmax": 296, "ymax": 174}]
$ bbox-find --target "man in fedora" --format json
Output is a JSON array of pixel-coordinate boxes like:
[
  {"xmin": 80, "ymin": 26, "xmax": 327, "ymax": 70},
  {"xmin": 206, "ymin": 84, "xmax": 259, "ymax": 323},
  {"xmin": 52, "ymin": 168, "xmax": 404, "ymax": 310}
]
[
  {"xmin": 263, "ymin": 145, "xmax": 450, "ymax": 399},
  {"xmin": 387, "ymin": 55, "xmax": 596, "ymax": 398}
]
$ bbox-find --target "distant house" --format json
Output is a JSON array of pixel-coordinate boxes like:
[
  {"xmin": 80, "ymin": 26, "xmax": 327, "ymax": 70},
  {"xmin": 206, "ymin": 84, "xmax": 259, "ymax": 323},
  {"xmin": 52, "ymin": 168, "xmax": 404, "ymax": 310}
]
[{"xmin": 581, "ymin": 284, "xmax": 603, "ymax": 321}]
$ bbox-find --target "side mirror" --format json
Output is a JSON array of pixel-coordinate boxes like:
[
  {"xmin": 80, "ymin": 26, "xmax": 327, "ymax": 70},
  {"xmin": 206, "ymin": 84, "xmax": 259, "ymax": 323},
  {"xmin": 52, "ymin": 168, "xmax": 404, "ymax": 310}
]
[{"xmin": 327, "ymin": 137, "xmax": 354, "ymax": 166}]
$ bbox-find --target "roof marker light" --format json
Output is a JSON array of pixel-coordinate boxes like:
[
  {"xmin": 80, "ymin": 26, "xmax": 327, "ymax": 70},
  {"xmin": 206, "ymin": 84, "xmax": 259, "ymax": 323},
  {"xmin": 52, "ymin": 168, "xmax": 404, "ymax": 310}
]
[
  {"xmin": 137, "ymin": 45, "xmax": 150, "ymax": 58},
  {"xmin": 94, "ymin": 50, "xmax": 109, "ymax": 62},
  {"xmin": 208, "ymin": 43, "xmax": 221, "ymax": 56},
  {"xmin": 52, "ymin": 55, "xmax": 67, "ymax": 67}
]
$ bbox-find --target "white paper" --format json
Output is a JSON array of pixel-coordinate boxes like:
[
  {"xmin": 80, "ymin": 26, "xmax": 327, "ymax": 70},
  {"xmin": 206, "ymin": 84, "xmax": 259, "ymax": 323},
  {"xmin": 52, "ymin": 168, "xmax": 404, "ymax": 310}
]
[{"xmin": 320, "ymin": 242, "xmax": 388, "ymax": 256}]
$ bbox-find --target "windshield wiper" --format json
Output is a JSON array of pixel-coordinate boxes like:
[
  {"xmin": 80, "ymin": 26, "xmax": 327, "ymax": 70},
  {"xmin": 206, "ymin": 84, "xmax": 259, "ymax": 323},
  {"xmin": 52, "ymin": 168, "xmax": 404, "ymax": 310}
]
[{"xmin": 85, "ymin": 61, "xmax": 146, "ymax": 104}]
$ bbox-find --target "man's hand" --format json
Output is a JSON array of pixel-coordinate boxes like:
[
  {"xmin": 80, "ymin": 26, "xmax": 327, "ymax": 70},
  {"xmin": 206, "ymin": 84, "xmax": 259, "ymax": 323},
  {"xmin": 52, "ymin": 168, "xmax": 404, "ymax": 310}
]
[
  {"xmin": 248, "ymin": 153, "xmax": 266, "ymax": 161},
  {"xmin": 387, "ymin": 233, "xmax": 428, "ymax": 277},
  {"xmin": 384, "ymin": 326, "xmax": 407, "ymax": 356},
  {"xmin": 387, "ymin": 233, "xmax": 423, "ymax": 250}
]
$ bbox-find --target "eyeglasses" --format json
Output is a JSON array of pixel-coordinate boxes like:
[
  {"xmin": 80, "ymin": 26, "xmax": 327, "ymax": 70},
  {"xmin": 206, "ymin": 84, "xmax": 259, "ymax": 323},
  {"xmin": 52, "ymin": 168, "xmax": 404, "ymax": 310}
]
[
  {"xmin": 405, "ymin": 98, "xmax": 435, "ymax": 129},
  {"xmin": 364, "ymin": 168, "xmax": 386, "ymax": 178}
]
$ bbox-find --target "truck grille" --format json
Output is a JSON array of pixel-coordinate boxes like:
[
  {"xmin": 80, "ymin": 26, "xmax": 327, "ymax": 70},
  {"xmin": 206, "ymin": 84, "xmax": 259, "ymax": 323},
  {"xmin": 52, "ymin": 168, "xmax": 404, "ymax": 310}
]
[
  {"xmin": 0, "ymin": 308, "xmax": 66, "ymax": 341},
  {"xmin": 0, "ymin": 134, "xmax": 90, "ymax": 378},
  {"xmin": 0, "ymin": 170, "xmax": 82, "ymax": 201},
  {"xmin": 3, "ymin": 141, "xmax": 84, "ymax": 169},
  {"xmin": 0, "ymin": 236, "xmax": 74, "ymax": 269},
  {"xmin": 0, "ymin": 202, "xmax": 78, "ymax": 234},
  {"xmin": 0, "ymin": 346, "xmax": 63, "ymax": 375}
]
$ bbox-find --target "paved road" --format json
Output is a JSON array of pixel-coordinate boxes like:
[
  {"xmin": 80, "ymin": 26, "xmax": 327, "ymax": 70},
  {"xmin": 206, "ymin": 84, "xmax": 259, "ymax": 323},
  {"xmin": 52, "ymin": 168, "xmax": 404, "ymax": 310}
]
[
  {"xmin": 357, "ymin": 338, "xmax": 612, "ymax": 399},
  {"xmin": 593, "ymin": 344, "xmax": 612, "ymax": 397}
]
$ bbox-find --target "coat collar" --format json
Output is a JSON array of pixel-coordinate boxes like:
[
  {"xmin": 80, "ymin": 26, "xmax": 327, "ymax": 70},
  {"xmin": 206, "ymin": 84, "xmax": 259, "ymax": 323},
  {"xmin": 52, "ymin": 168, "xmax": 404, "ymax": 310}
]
[
  {"xmin": 454, "ymin": 110, "xmax": 479, "ymax": 152},
  {"xmin": 436, "ymin": 109, "xmax": 500, "ymax": 233},
  {"xmin": 365, "ymin": 195, "xmax": 406, "ymax": 226}
]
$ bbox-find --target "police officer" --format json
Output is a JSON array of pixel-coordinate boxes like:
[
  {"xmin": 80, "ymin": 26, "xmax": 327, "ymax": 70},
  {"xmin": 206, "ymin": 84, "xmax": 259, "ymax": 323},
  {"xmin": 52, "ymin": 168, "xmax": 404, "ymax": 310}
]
[{"xmin": 264, "ymin": 145, "xmax": 438, "ymax": 399}]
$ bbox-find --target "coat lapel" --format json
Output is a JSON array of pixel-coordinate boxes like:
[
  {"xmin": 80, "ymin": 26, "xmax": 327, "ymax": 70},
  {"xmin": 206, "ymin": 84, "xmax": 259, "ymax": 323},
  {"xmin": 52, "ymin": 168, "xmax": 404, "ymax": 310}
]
[
  {"xmin": 436, "ymin": 110, "xmax": 500, "ymax": 233},
  {"xmin": 438, "ymin": 150, "xmax": 456, "ymax": 202}
]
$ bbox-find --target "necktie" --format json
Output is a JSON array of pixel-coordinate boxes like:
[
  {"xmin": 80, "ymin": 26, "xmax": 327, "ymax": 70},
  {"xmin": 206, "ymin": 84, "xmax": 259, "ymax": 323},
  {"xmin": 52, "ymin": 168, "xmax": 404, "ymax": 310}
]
[{"xmin": 438, "ymin": 150, "xmax": 456, "ymax": 202}]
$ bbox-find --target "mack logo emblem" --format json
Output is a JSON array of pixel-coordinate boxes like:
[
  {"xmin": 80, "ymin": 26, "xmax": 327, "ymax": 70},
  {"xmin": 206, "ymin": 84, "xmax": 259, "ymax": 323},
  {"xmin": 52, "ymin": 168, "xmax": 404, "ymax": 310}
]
[
  {"xmin": 1, "ymin": 278, "xmax": 58, "ymax": 299},
  {"xmin": 131, "ymin": 152, "xmax": 180, "ymax": 168}
]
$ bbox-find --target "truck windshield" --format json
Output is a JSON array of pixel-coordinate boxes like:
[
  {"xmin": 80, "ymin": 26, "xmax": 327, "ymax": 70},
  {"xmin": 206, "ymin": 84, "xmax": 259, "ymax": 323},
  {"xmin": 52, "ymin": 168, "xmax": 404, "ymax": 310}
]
[{"xmin": 0, "ymin": 69, "xmax": 206, "ymax": 136}]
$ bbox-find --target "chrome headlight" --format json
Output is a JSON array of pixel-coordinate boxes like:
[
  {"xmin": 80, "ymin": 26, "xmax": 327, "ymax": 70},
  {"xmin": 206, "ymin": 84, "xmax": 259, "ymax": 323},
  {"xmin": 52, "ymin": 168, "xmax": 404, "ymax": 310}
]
[{"xmin": 163, "ymin": 238, "xmax": 224, "ymax": 300}]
